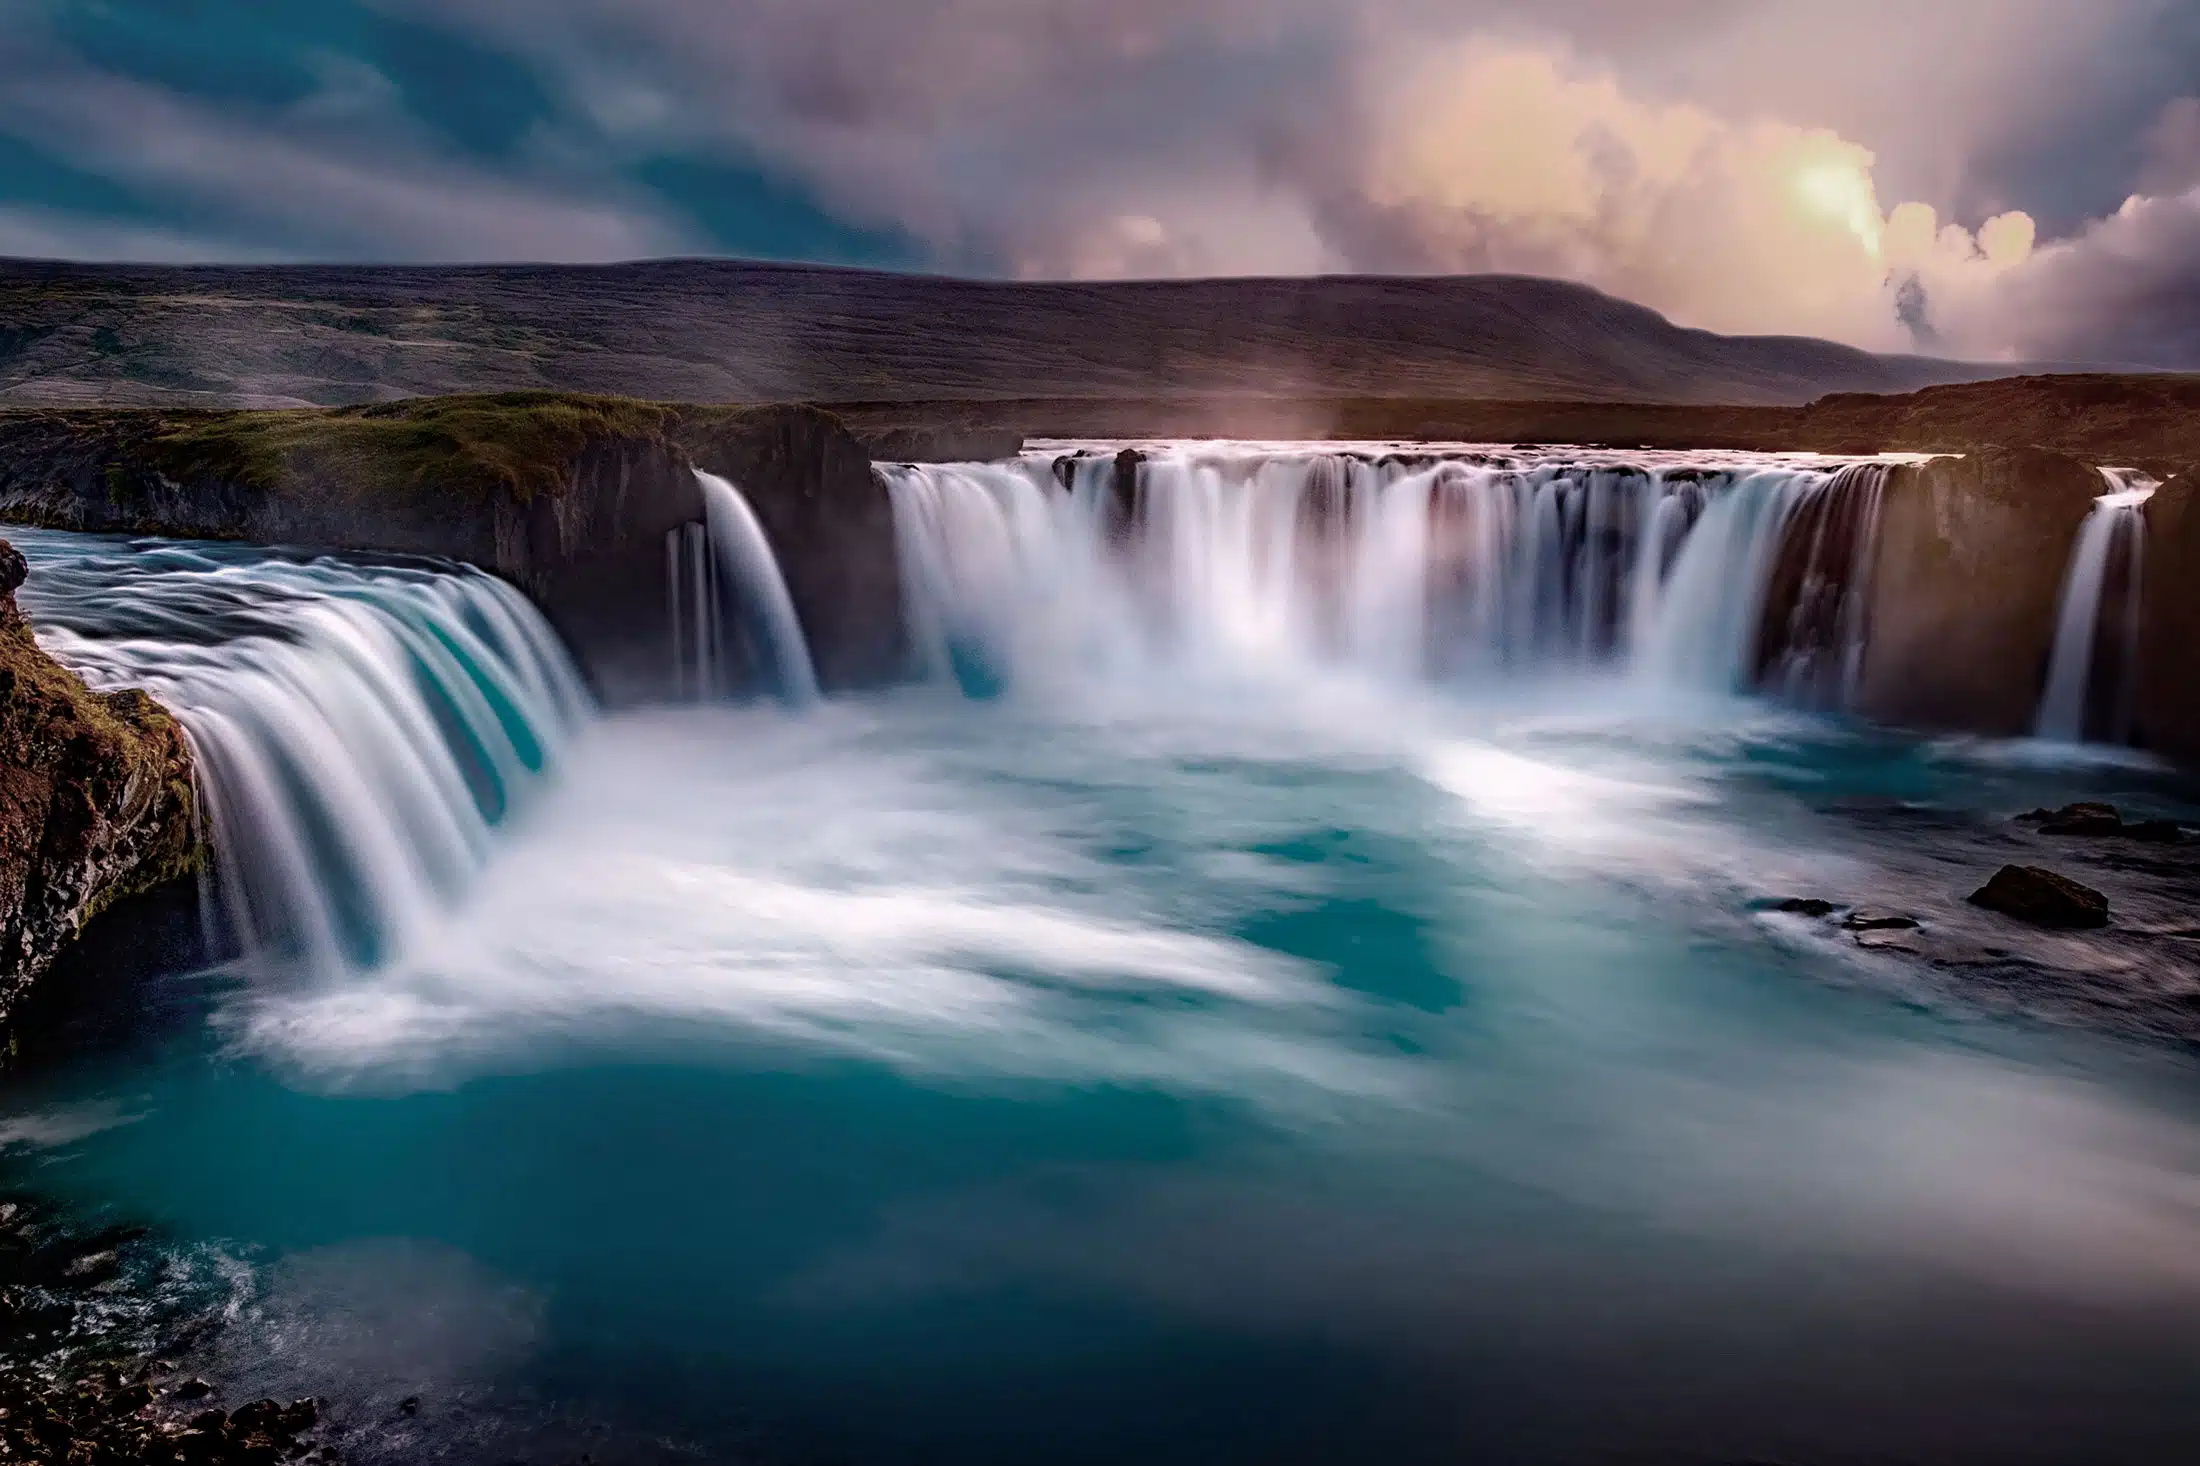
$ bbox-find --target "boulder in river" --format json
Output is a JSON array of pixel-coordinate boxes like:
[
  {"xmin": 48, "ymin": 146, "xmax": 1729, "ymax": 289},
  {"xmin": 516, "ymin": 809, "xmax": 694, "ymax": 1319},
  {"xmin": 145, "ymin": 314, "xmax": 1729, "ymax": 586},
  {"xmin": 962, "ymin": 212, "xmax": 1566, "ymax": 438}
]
[
  {"xmin": 2030, "ymin": 802, "xmax": 2124, "ymax": 836},
  {"xmin": 1968, "ymin": 866, "xmax": 2111, "ymax": 929}
]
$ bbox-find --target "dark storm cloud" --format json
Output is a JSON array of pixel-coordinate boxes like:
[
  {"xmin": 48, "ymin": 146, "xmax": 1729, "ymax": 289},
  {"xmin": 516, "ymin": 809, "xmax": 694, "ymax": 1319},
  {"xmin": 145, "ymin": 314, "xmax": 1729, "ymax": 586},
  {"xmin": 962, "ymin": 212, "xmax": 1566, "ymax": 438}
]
[{"xmin": 1, "ymin": 0, "xmax": 2197, "ymax": 362}]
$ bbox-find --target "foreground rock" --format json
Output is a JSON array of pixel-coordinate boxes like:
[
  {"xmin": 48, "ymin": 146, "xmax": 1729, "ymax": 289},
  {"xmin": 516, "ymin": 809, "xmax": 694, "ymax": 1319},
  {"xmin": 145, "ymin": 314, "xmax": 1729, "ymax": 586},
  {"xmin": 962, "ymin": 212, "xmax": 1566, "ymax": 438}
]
[
  {"xmin": 1968, "ymin": 866, "xmax": 2112, "ymax": 930},
  {"xmin": 0, "ymin": 1196, "xmax": 334, "ymax": 1465},
  {"xmin": 0, "ymin": 539, "xmax": 197, "ymax": 1032}
]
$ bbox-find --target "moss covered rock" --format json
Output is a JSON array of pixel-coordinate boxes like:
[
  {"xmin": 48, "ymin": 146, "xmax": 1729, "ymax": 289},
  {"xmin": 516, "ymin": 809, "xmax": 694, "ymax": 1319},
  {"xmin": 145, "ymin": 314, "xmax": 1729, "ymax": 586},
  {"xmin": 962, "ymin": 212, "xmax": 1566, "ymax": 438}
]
[{"xmin": 0, "ymin": 539, "xmax": 198, "ymax": 1028}]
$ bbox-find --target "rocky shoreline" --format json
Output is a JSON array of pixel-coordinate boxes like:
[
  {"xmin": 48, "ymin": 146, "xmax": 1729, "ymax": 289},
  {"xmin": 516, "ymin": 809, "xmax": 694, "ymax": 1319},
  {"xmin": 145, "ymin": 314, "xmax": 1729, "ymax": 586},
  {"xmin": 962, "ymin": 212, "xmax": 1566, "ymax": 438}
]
[
  {"xmin": 1764, "ymin": 798, "xmax": 2200, "ymax": 1047},
  {"xmin": 0, "ymin": 1195, "xmax": 332, "ymax": 1465}
]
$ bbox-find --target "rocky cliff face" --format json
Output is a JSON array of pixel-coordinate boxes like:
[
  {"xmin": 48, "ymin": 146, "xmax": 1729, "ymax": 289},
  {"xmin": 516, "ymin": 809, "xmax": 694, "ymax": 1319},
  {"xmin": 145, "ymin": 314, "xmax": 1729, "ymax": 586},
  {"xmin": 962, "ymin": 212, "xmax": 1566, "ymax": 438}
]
[
  {"xmin": 0, "ymin": 398, "xmax": 907, "ymax": 702},
  {"xmin": 1854, "ymin": 448, "xmax": 2104, "ymax": 735},
  {"xmin": 2138, "ymin": 472, "xmax": 2200, "ymax": 761},
  {"xmin": 0, "ymin": 539, "xmax": 198, "ymax": 1034},
  {"xmin": 679, "ymin": 408, "xmax": 905, "ymax": 690}
]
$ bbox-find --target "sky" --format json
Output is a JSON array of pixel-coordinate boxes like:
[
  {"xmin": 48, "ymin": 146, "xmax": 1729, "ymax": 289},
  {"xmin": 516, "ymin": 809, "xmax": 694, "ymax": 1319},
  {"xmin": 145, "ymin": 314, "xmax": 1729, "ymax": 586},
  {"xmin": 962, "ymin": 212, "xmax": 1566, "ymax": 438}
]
[{"xmin": 3, "ymin": 0, "xmax": 2199, "ymax": 364}]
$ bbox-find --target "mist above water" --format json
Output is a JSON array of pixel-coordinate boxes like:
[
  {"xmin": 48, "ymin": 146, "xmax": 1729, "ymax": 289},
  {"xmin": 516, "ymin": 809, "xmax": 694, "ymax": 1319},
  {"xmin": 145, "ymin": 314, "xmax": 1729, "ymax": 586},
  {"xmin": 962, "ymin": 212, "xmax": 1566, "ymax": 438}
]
[{"xmin": 7, "ymin": 450, "xmax": 2200, "ymax": 1464}]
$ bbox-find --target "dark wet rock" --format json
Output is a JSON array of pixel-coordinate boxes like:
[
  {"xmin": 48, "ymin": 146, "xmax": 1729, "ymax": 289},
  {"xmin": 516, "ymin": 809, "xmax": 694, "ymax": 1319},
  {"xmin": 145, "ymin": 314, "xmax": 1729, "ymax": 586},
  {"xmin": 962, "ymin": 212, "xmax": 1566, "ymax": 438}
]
[
  {"xmin": 2126, "ymin": 820, "xmax": 2183, "ymax": 844},
  {"xmin": 398, "ymin": 1395, "xmax": 421, "ymax": 1417},
  {"xmin": 1103, "ymin": 449, "xmax": 1144, "ymax": 544},
  {"xmin": 1856, "ymin": 448, "xmax": 2105, "ymax": 735},
  {"xmin": 1, "ymin": 539, "xmax": 200, "ymax": 1037},
  {"xmin": 1969, "ymin": 866, "xmax": 2111, "ymax": 930},
  {"xmin": 2038, "ymin": 802, "xmax": 2124, "ymax": 836},
  {"xmin": 0, "ymin": 1199, "xmax": 323, "ymax": 1466},
  {"xmin": 1777, "ymin": 898, "xmax": 1839, "ymax": 918},
  {"xmin": 63, "ymin": 1248, "xmax": 120, "ymax": 1280},
  {"xmin": 1843, "ymin": 910, "xmax": 1921, "ymax": 932}
]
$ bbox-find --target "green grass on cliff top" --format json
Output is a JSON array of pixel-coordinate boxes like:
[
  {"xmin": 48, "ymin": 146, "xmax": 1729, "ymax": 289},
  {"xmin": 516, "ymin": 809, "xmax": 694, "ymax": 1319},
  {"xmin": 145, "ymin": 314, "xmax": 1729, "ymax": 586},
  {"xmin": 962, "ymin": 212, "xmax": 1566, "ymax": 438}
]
[{"xmin": 147, "ymin": 392, "xmax": 689, "ymax": 506}]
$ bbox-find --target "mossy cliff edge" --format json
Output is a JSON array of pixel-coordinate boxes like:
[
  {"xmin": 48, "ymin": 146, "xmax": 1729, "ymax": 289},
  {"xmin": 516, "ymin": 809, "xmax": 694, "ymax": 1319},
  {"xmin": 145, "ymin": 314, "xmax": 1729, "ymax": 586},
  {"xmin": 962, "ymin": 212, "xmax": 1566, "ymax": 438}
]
[
  {"xmin": 0, "ymin": 540, "xmax": 197, "ymax": 1031},
  {"xmin": 0, "ymin": 394, "xmax": 907, "ymax": 698}
]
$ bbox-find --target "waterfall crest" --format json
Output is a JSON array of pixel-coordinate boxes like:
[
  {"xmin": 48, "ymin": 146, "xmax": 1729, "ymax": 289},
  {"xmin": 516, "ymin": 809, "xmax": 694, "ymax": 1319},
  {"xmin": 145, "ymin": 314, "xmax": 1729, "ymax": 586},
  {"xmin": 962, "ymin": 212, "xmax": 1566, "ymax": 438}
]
[
  {"xmin": 2037, "ymin": 468, "xmax": 2158, "ymax": 744},
  {"xmin": 667, "ymin": 472, "xmax": 819, "ymax": 705},
  {"xmin": 11, "ymin": 533, "xmax": 592, "ymax": 976},
  {"xmin": 884, "ymin": 445, "xmax": 1891, "ymax": 702}
]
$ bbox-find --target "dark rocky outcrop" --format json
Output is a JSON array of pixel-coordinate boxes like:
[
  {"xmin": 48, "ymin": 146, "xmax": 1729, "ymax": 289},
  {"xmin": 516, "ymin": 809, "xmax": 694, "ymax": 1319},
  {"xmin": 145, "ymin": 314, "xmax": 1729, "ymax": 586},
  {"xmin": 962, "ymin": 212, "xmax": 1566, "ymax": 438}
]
[
  {"xmin": 1101, "ymin": 448, "xmax": 1145, "ymax": 544},
  {"xmin": 1969, "ymin": 866, "xmax": 2111, "ymax": 930},
  {"xmin": 2137, "ymin": 470, "xmax": 2200, "ymax": 761},
  {"xmin": 677, "ymin": 406, "xmax": 905, "ymax": 689},
  {"xmin": 0, "ymin": 396, "xmax": 907, "ymax": 701},
  {"xmin": 0, "ymin": 539, "xmax": 198, "ymax": 1034},
  {"xmin": 1853, "ymin": 448, "xmax": 2104, "ymax": 734}
]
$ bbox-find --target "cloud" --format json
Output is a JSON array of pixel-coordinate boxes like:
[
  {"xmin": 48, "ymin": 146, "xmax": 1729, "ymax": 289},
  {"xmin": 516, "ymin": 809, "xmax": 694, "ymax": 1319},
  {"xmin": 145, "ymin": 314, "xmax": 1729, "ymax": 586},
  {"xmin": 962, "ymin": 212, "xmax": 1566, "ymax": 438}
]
[
  {"xmin": 1950, "ymin": 186, "xmax": 2200, "ymax": 366},
  {"xmin": 372, "ymin": 0, "xmax": 2200, "ymax": 362},
  {"xmin": 0, "ymin": 206, "xmax": 270, "ymax": 264},
  {"xmin": 6, "ymin": 0, "xmax": 2200, "ymax": 364},
  {"xmin": 2139, "ymin": 97, "xmax": 2200, "ymax": 195},
  {"xmin": 0, "ymin": 25, "xmax": 691, "ymax": 263}
]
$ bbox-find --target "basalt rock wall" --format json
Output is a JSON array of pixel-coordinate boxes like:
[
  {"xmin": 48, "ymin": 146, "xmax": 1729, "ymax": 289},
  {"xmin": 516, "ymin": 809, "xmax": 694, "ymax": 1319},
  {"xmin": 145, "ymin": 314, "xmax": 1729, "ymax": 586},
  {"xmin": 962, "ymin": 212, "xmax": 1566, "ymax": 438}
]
[
  {"xmin": 2138, "ymin": 472, "xmax": 2200, "ymax": 762},
  {"xmin": 677, "ymin": 408, "xmax": 906, "ymax": 690},
  {"xmin": 1854, "ymin": 448, "xmax": 2104, "ymax": 735},
  {"xmin": 0, "ymin": 399, "xmax": 906, "ymax": 701}
]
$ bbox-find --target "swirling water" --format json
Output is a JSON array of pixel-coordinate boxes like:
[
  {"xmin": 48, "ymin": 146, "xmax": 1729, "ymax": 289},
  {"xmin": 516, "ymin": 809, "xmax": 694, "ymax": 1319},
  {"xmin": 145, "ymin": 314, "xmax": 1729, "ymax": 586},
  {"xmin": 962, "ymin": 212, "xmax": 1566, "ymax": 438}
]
[{"xmin": 5, "ymin": 459, "xmax": 2200, "ymax": 1464}]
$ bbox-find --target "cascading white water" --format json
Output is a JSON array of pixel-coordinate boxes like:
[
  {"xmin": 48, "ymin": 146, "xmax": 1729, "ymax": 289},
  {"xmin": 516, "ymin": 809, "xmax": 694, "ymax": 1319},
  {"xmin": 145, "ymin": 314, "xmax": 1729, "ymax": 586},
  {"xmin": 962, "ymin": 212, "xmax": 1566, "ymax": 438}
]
[
  {"xmin": 673, "ymin": 472, "xmax": 820, "ymax": 705},
  {"xmin": 666, "ymin": 521, "xmax": 723, "ymax": 699},
  {"xmin": 2036, "ymin": 468, "xmax": 2159, "ymax": 744},
  {"xmin": 9, "ymin": 532, "xmax": 592, "ymax": 976},
  {"xmin": 883, "ymin": 444, "xmax": 1890, "ymax": 701}
]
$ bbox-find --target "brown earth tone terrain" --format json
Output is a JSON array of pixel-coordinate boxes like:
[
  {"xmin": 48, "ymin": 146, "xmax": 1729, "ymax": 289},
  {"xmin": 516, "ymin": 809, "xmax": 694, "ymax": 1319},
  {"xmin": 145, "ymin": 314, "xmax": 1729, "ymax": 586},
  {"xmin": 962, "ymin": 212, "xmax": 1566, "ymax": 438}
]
[{"xmin": 0, "ymin": 260, "xmax": 2030, "ymax": 413}]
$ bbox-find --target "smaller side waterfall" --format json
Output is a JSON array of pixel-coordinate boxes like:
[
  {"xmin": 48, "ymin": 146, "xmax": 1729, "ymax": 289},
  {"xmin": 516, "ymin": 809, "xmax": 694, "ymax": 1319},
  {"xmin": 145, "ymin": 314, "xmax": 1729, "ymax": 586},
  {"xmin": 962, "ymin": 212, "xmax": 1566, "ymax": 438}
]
[
  {"xmin": 668, "ymin": 472, "xmax": 819, "ymax": 705},
  {"xmin": 2036, "ymin": 468, "xmax": 2158, "ymax": 744}
]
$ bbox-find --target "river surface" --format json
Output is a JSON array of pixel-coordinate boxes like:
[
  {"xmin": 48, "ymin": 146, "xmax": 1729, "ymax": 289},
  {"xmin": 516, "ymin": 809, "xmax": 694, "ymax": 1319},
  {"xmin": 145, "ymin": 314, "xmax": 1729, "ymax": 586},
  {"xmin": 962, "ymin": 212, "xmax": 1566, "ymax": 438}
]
[{"xmin": 6, "ymin": 511, "xmax": 2200, "ymax": 1464}]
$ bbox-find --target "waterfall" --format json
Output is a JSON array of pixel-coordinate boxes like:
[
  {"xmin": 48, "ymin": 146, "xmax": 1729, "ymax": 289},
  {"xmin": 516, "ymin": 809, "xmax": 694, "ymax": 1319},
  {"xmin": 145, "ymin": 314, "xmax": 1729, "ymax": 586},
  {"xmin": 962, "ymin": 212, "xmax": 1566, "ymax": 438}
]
[
  {"xmin": 666, "ymin": 521, "xmax": 722, "ymax": 699},
  {"xmin": 671, "ymin": 472, "xmax": 820, "ymax": 705},
  {"xmin": 884, "ymin": 445, "xmax": 1887, "ymax": 703},
  {"xmin": 1753, "ymin": 463, "xmax": 1892, "ymax": 710},
  {"xmin": 2036, "ymin": 468, "xmax": 2158, "ymax": 744},
  {"xmin": 10, "ymin": 533, "xmax": 592, "ymax": 977}
]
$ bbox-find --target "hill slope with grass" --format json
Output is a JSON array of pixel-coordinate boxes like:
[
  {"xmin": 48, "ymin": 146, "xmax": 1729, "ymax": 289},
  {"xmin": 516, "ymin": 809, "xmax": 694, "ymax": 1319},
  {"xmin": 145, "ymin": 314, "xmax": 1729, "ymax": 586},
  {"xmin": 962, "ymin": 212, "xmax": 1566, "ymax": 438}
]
[{"xmin": 0, "ymin": 259, "xmax": 2027, "ymax": 411}]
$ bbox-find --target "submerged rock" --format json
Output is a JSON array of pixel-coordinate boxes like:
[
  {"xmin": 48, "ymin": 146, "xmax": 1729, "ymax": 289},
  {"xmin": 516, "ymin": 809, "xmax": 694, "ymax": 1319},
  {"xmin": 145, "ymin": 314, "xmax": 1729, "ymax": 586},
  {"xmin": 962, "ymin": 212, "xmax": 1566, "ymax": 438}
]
[
  {"xmin": 0, "ymin": 538, "xmax": 199, "ymax": 1033},
  {"xmin": 2037, "ymin": 802, "xmax": 2124, "ymax": 836},
  {"xmin": 1968, "ymin": 866, "xmax": 2111, "ymax": 930},
  {"xmin": 1843, "ymin": 910, "xmax": 1921, "ymax": 932},
  {"xmin": 1776, "ymin": 898, "xmax": 1840, "ymax": 918},
  {"xmin": 2016, "ymin": 804, "xmax": 2184, "ymax": 843}
]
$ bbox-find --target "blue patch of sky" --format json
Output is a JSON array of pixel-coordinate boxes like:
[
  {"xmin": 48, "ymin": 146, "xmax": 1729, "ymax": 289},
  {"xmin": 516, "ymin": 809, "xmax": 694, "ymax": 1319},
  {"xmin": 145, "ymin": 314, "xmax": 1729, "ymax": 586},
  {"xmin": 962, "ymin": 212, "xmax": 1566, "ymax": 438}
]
[{"xmin": 19, "ymin": 0, "xmax": 936, "ymax": 269}]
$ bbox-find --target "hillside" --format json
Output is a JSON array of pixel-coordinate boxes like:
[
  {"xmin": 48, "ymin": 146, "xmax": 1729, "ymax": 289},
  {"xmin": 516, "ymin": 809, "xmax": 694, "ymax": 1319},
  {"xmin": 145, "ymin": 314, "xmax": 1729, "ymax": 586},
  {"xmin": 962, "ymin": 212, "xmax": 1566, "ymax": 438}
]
[{"xmin": 0, "ymin": 259, "xmax": 2021, "ymax": 412}]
